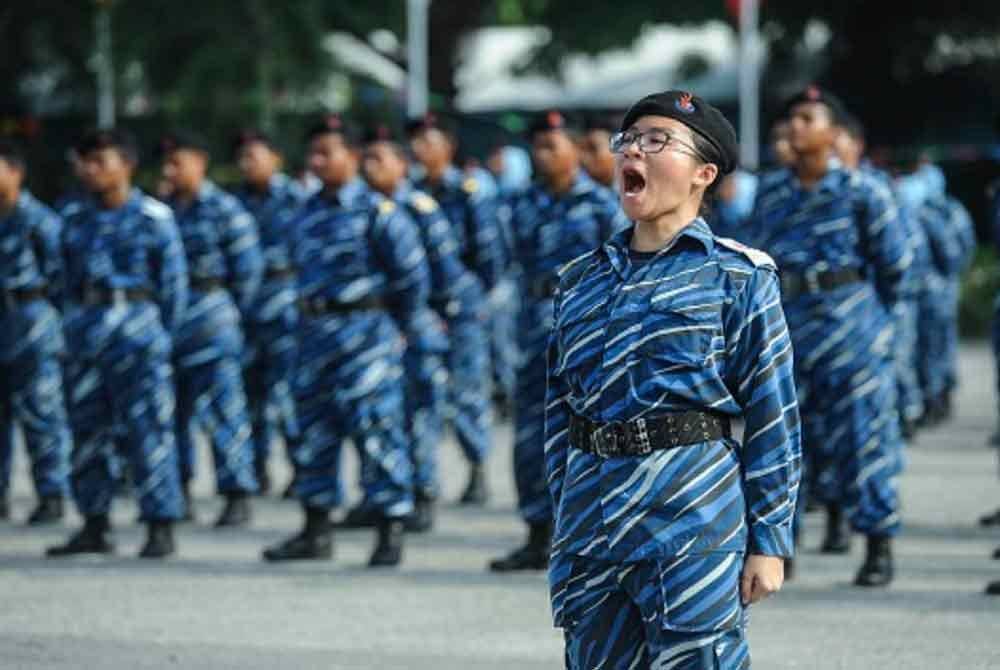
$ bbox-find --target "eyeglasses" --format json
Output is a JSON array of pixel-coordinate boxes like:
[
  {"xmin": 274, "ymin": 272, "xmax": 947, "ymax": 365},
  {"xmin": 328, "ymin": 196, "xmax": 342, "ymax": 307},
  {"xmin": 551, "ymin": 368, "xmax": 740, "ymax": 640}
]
[{"xmin": 609, "ymin": 128, "xmax": 704, "ymax": 160}]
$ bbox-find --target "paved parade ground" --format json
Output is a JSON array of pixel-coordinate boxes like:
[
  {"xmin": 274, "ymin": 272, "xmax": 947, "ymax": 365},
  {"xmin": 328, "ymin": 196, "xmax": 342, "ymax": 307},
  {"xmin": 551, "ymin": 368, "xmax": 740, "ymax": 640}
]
[{"xmin": 2, "ymin": 344, "xmax": 1000, "ymax": 669}]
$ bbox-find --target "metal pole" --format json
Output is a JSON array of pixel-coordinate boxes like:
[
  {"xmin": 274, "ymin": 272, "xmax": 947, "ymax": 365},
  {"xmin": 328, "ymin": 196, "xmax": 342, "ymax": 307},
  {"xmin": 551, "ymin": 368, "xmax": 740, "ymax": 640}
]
[
  {"xmin": 407, "ymin": 0, "xmax": 430, "ymax": 118},
  {"xmin": 95, "ymin": 1, "xmax": 115, "ymax": 128},
  {"xmin": 738, "ymin": 0, "xmax": 759, "ymax": 170}
]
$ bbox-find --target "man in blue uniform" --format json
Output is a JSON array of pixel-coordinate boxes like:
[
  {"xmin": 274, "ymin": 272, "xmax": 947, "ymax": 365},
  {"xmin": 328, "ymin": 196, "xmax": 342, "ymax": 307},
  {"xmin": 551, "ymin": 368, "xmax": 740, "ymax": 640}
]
[
  {"xmin": 490, "ymin": 110, "xmax": 629, "ymax": 573},
  {"xmin": 48, "ymin": 128, "xmax": 188, "ymax": 558},
  {"xmin": 579, "ymin": 114, "xmax": 618, "ymax": 190},
  {"xmin": 231, "ymin": 129, "xmax": 304, "ymax": 495},
  {"xmin": 160, "ymin": 131, "xmax": 262, "ymax": 527},
  {"xmin": 749, "ymin": 86, "xmax": 910, "ymax": 587},
  {"xmin": 0, "ymin": 140, "xmax": 72, "ymax": 525},
  {"xmin": 261, "ymin": 116, "xmax": 427, "ymax": 567},
  {"xmin": 546, "ymin": 90, "xmax": 800, "ymax": 669},
  {"xmin": 408, "ymin": 114, "xmax": 499, "ymax": 505}
]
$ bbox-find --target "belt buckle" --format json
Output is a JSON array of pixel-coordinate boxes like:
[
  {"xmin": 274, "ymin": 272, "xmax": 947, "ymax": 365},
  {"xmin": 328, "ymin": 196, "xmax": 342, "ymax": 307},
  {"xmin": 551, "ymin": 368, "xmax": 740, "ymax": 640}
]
[
  {"xmin": 590, "ymin": 421, "xmax": 621, "ymax": 458},
  {"xmin": 804, "ymin": 271, "xmax": 821, "ymax": 294},
  {"xmin": 626, "ymin": 418, "xmax": 652, "ymax": 455}
]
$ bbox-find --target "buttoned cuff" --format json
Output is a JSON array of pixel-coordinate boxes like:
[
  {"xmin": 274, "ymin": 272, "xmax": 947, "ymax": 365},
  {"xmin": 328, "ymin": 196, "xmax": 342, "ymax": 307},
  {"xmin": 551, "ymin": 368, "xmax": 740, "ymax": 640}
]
[{"xmin": 748, "ymin": 522, "xmax": 794, "ymax": 558}]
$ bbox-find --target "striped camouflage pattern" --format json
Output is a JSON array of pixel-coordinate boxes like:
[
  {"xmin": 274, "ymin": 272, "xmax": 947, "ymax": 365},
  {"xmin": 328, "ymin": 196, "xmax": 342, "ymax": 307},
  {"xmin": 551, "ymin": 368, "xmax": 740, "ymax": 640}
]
[
  {"xmin": 511, "ymin": 171, "xmax": 629, "ymax": 525},
  {"xmin": 0, "ymin": 191, "xmax": 71, "ymax": 501},
  {"xmin": 168, "ymin": 181, "xmax": 262, "ymax": 494},
  {"xmin": 62, "ymin": 189, "xmax": 188, "ymax": 520},
  {"xmin": 234, "ymin": 174, "xmax": 307, "ymax": 463},
  {"xmin": 286, "ymin": 178, "xmax": 428, "ymax": 517},
  {"xmin": 749, "ymin": 162, "xmax": 909, "ymax": 536},
  {"xmin": 545, "ymin": 220, "xmax": 799, "ymax": 661}
]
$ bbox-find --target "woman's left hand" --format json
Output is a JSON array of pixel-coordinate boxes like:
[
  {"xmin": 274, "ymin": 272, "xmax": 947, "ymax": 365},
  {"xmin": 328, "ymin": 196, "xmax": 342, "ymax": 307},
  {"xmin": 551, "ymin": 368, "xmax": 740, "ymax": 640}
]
[{"xmin": 740, "ymin": 554, "xmax": 785, "ymax": 605}]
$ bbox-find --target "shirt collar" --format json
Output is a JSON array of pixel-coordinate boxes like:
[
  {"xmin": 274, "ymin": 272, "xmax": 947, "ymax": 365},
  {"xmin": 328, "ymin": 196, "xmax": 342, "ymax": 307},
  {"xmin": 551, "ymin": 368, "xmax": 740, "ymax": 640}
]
[
  {"xmin": 603, "ymin": 217, "xmax": 714, "ymax": 276},
  {"xmin": 391, "ymin": 179, "xmax": 415, "ymax": 203}
]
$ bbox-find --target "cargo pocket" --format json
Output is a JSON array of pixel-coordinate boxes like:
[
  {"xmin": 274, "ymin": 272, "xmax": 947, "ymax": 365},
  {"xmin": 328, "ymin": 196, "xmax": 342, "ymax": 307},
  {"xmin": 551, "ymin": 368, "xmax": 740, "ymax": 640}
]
[{"xmin": 659, "ymin": 552, "xmax": 744, "ymax": 633}]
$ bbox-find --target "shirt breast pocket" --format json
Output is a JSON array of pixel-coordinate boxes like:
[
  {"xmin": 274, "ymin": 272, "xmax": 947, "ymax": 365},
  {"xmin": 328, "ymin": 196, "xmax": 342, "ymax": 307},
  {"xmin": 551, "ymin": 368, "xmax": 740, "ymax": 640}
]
[
  {"xmin": 554, "ymin": 297, "xmax": 610, "ymax": 393},
  {"xmin": 637, "ymin": 302, "xmax": 720, "ymax": 371}
]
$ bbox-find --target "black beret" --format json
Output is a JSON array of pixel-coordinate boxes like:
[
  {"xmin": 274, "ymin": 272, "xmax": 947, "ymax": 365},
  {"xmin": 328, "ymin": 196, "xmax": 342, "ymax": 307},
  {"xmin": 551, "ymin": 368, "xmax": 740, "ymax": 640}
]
[
  {"xmin": 0, "ymin": 138, "xmax": 26, "ymax": 169},
  {"xmin": 404, "ymin": 112, "xmax": 456, "ymax": 138},
  {"xmin": 620, "ymin": 90, "xmax": 738, "ymax": 175},
  {"xmin": 782, "ymin": 85, "xmax": 850, "ymax": 125},
  {"xmin": 159, "ymin": 129, "xmax": 210, "ymax": 158},
  {"xmin": 231, "ymin": 128, "xmax": 276, "ymax": 156},
  {"xmin": 305, "ymin": 114, "xmax": 361, "ymax": 146},
  {"xmin": 362, "ymin": 123, "xmax": 402, "ymax": 146},
  {"xmin": 582, "ymin": 112, "xmax": 618, "ymax": 134},
  {"xmin": 527, "ymin": 109, "xmax": 580, "ymax": 138},
  {"xmin": 77, "ymin": 127, "xmax": 139, "ymax": 163}
]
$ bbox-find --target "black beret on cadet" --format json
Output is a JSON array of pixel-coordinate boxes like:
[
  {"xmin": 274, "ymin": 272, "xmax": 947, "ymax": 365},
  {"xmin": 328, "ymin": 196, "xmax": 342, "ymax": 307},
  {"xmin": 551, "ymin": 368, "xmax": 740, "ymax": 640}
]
[
  {"xmin": 527, "ymin": 109, "xmax": 580, "ymax": 138},
  {"xmin": 305, "ymin": 114, "xmax": 361, "ymax": 146},
  {"xmin": 619, "ymin": 90, "xmax": 738, "ymax": 175},
  {"xmin": 77, "ymin": 127, "xmax": 140, "ymax": 163},
  {"xmin": 158, "ymin": 129, "xmax": 210, "ymax": 159},
  {"xmin": 782, "ymin": 84, "xmax": 850, "ymax": 125},
  {"xmin": 362, "ymin": 122, "xmax": 401, "ymax": 146},
  {"xmin": 231, "ymin": 127, "xmax": 276, "ymax": 156},
  {"xmin": 404, "ymin": 112, "xmax": 456, "ymax": 138}
]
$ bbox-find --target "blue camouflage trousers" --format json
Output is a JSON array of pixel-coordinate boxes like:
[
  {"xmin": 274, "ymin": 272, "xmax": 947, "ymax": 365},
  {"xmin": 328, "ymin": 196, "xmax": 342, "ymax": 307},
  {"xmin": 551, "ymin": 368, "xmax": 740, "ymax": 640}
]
[
  {"xmin": 66, "ymin": 328, "xmax": 184, "ymax": 521},
  {"xmin": 404, "ymin": 347, "xmax": 447, "ymax": 498},
  {"xmin": 288, "ymin": 316, "xmax": 413, "ymax": 519},
  {"xmin": 555, "ymin": 555, "xmax": 750, "ymax": 670},
  {"xmin": 175, "ymin": 355, "xmax": 258, "ymax": 494},
  {"xmin": 514, "ymin": 298, "xmax": 554, "ymax": 525},
  {"xmin": 994, "ymin": 294, "xmax": 1000, "ymax": 414},
  {"xmin": 0, "ymin": 355, "xmax": 72, "ymax": 501},
  {"xmin": 446, "ymin": 313, "xmax": 493, "ymax": 466},
  {"xmin": 917, "ymin": 281, "xmax": 960, "ymax": 401},
  {"xmin": 488, "ymin": 278, "xmax": 520, "ymax": 402},
  {"xmin": 892, "ymin": 300, "xmax": 923, "ymax": 424}
]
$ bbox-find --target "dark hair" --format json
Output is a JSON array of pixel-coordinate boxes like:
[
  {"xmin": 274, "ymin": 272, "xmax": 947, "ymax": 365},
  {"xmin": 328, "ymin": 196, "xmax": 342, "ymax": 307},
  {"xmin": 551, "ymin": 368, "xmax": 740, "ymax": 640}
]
[
  {"xmin": 305, "ymin": 115, "xmax": 361, "ymax": 147},
  {"xmin": 691, "ymin": 132, "xmax": 725, "ymax": 217},
  {"xmin": 77, "ymin": 128, "xmax": 139, "ymax": 164},
  {"xmin": 0, "ymin": 139, "xmax": 26, "ymax": 171},
  {"xmin": 839, "ymin": 113, "xmax": 866, "ymax": 143}
]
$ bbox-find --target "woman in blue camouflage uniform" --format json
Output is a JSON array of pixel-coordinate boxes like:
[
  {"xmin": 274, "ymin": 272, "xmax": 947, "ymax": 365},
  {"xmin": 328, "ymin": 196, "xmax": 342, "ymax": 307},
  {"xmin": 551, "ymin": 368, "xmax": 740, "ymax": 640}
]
[{"xmin": 545, "ymin": 91, "xmax": 801, "ymax": 669}]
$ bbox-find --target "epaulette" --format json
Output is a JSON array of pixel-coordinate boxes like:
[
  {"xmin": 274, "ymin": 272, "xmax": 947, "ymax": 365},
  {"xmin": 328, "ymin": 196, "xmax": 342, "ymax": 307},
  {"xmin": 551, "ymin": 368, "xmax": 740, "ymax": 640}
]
[
  {"xmin": 716, "ymin": 237, "xmax": 776, "ymax": 269},
  {"xmin": 461, "ymin": 177, "xmax": 479, "ymax": 195},
  {"xmin": 378, "ymin": 199, "xmax": 396, "ymax": 216},
  {"xmin": 411, "ymin": 192, "xmax": 438, "ymax": 214}
]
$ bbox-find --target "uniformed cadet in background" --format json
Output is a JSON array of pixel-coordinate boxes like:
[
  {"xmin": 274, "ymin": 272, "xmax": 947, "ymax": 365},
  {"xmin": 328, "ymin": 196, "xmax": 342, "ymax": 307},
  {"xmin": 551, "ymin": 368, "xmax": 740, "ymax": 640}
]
[
  {"xmin": 261, "ymin": 115, "xmax": 428, "ymax": 567},
  {"xmin": 490, "ymin": 109, "xmax": 628, "ymax": 573},
  {"xmin": 579, "ymin": 113, "xmax": 618, "ymax": 189},
  {"xmin": 160, "ymin": 131, "xmax": 263, "ymax": 527},
  {"xmin": 231, "ymin": 129, "xmax": 305, "ymax": 495},
  {"xmin": 546, "ymin": 90, "xmax": 800, "ymax": 670},
  {"xmin": 749, "ymin": 86, "xmax": 910, "ymax": 587},
  {"xmin": 408, "ymin": 114, "xmax": 500, "ymax": 505},
  {"xmin": 48, "ymin": 128, "xmax": 188, "ymax": 559},
  {"xmin": 0, "ymin": 139, "xmax": 72, "ymax": 525},
  {"xmin": 359, "ymin": 123, "xmax": 467, "ymax": 532}
]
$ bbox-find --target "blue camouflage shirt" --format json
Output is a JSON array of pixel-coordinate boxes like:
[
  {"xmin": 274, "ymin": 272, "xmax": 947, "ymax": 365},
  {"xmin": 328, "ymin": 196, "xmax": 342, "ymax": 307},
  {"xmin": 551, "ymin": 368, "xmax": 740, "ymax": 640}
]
[
  {"xmin": 290, "ymin": 177, "xmax": 430, "ymax": 346},
  {"xmin": 917, "ymin": 194, "xmax": 976, "ymax": 280},
  {"xmin": 62, "ymin": 189, "xmax": 189, "ymax": 345},
  {"xmin": 413, "ymin": 166, "xmax": 503, "ymax": 290},
  {"xmin": 168, "ymin": 180, "xmax": 264, "ymax": 315},
  {"xmin": 0, "ymin": 190, "xmax": 66, "ymax": 358},
  {"xmin": 512, "ymin": 171, "xmax": 629, "ymax": 299},
  {"xmin": 545, "ymin": 219, "xmax": 801, "ymax": 564}
]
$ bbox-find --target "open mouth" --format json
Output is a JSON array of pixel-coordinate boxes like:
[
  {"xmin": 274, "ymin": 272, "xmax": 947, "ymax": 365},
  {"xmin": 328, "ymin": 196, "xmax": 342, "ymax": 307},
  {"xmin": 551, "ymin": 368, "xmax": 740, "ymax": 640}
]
[{"xmin": 622, "ymin": 167, "xmax": 646, "ymax": 196}]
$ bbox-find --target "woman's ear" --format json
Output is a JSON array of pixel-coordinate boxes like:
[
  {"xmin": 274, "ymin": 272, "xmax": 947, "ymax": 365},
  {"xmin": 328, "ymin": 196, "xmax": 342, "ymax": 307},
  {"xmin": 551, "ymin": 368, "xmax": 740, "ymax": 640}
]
[{"xmin": 693, "ymin": 162, "xmax": 719, "ymax": 190}]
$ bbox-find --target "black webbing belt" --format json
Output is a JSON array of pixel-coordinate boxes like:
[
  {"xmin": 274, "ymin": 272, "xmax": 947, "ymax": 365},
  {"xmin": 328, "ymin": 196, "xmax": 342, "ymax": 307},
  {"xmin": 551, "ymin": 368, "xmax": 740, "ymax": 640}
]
[
  {"xmin": 779, "ymin": 268, "xmax": 863, "ymax": 301},
  {"xmin": 569, "ymin": 410, "xmax": 732, "ymax": 458}
]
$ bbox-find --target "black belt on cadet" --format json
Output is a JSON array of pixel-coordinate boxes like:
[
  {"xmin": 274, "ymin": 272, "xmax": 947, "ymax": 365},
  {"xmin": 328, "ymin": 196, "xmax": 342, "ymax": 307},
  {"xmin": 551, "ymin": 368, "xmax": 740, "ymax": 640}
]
[
  {"xmin": 569, "ymin": 411, "xmax": 731, "ymax": 458},
  {"xmin": 265, "ymin": 267, "xmax": 296, "ymax": 281},
  {"xmin": 1, "ymin": 286, "xmax": 47, "ymax": 309},
  {"xmin": 528, "ymin": 276, "xmax": 560, "ymax": 300},
  {"xmin": 298, "ymin": 295, "xmax": 384, "ymax": 317},
  {"xmin": 81, "ymin": 285, "xmax": 151, "ymax": 306},
  {"xmin": 779, "ymin": 268, "xmax": 862, "ymax": 301},
  {"xmin": 190, "ymin": 277, "xmax": 225, "ymax": 292}
]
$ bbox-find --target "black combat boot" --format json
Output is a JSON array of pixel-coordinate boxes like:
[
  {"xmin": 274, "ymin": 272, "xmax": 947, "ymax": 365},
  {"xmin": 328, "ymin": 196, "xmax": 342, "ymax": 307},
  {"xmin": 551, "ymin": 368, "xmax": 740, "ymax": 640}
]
[
  {"xmin": 403, "ymin": 492, "xmax": 435, "ymax": 534},
  {"xmin": 979, "ymin": 507, "xmax": 1000, "ymax": 527},
  {"xmin": 262, "ymin": 506, "xmax": 333, "ymax": 562},
  {"xmin": 854, "ymin": 535, "xmax": 893, "ymax": 587},
  {"xmin": 459, "ymin": 464, "xmax": 488, "ymax": 506},
  {"xmin": 368, "ymin": 517, "xmax": 405, "ymax": 567},
  {"xmin": 139, "ymin": 520, "xmax": 176, "ymax": 558},
  {"xmin": 46, "ymin": 514, "xmax": 114, "ymax": 557},
  {"xmin": 991, "ymin": 546, "xmax": 1000, "ymax": 560},
  {"xmin": 27, "ymin": 496, "xmax": 65, "ymax": 525},
  {"xmin": 336, "ymin": 504, "xmax": 379, "ymax": 529},
  {"xmin": 214, "ymin": 491, "xmax": 251, "ymax": 528},
  {"xmin": 181, "ymin": 481, "xmax": 196, "ymax": 522},
  {"xmin": 489, "ymin": 522, "xmax": 552, "ymax": 572},
  {"xmin": 986, "ymin": 580, "xmax": 1000, "ymax": 596},
  {"xmin": 820, "ymin": 504, "xmax": 851, "ymax": 554},
  {"xmin": 0, "ymin": 497, "xmax": 10, "ymax": 521},
  {"xmin": 254, "ymin": 457, "xmax": 272, "ymax": 496}
]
